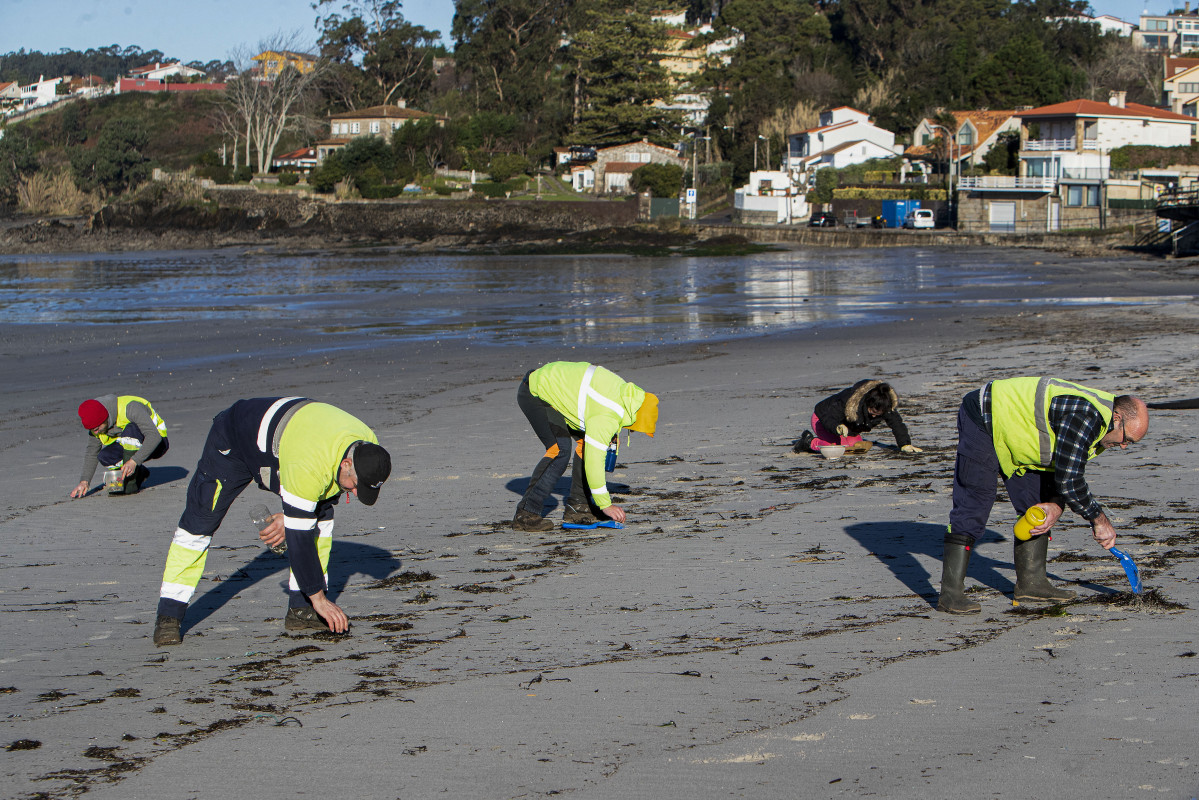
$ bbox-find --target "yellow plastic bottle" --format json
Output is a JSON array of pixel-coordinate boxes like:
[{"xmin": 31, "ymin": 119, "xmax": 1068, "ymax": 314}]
[{"xmin": 1013, "ymin": 505, "xmax": 1047, "ymax": 541}]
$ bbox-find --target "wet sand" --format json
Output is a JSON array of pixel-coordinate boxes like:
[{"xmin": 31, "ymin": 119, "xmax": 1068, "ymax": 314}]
[{"xmin": 2, "ymin": 263, "xmax": 1199, "ymax": 798}]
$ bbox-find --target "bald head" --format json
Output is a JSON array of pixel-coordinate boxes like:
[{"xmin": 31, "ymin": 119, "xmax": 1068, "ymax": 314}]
[{"xmin": 1101, "ymin": 395, "xmax": 1148, "ymax": 450}]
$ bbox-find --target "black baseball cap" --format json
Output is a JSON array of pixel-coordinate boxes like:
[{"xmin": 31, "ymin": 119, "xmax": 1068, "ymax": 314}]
[{"xmin": 353, "ymin": 442, "xmax": 391, "ymax": 506}]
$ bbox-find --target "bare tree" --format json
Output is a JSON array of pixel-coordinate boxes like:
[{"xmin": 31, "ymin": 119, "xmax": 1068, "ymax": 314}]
[
  {"xmin": 1078, "ymin": 36, "xmax": 1161, "ymax": 106},
  {"xmin": 224, "ymin": 33, "xmax": 325, "ymax": 175}
]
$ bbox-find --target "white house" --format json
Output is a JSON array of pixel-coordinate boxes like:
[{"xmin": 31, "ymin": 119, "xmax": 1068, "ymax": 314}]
[
  {"xmin": 733, "ymin": 170, "xmax": 809, "ymax": 225},
  {"xmin": 1050, "ymin": 13, "xmax": 1135, "ymax": 37},
  {"xmin": 785, "ymin": 107, "xmax": 901, "ymax": 177},
  {"xmin": 1163, "ymin": 56, "xmax": 1199, "ymax": 116},
  {"xmin": 129, "ymin": 62, "xmax": 206, "ymax": 81},
  {"xmin": 19, "ymin": 75, "xmax": 62, "ymax": 108}
]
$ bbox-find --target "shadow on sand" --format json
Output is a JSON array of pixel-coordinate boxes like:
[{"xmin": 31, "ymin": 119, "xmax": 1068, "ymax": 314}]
[
  {"xmin": 184, "ymin": 540, "xmax": 402, "ymax": 632},
  {"xmin": 842, "ymin": 521, "xmax": 1086, "ymax": 608}
]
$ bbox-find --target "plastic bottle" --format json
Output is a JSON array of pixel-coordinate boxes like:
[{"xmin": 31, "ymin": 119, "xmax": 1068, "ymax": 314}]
[
  {"xmin": 1013, "ymin": 505, "xmax": 1047, "ymax": 541},
  {"xmin": 103, "ymin": 467, "xmax": 123, "ymax": 493},
  {"xmin": 251, "ymin": 505, "xmax": 286, "ymax": 555}
]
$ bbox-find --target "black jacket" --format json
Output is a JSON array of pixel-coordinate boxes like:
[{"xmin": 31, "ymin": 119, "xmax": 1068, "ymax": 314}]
[{"xmin": 814, "ymin": 380, "xmax": 911, "ymax": 447}]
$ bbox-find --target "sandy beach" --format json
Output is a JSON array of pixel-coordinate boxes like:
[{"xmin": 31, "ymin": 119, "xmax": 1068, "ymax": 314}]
[{"xmin": 2, "ymin": 250, "xmax": 1198, "ymax": 799}]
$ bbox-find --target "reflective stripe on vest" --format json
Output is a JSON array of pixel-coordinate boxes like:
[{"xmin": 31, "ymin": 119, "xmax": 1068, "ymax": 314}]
[
  {"xmin": 96, "ymin": 395, "xmax": 168, "ymax": 447},
  {"xmin": 576, "ymin": 364, "xmax": 624, "ymax": 433},
  {"xmin": 1032, "ymin": 378, "xmax": 1114, "ymax": 467}
]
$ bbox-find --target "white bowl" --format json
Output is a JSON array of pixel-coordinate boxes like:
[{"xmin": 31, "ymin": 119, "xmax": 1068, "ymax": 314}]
[{"xmin": 820, "ymin": 445, "xmax": 846, "ymax": 460}]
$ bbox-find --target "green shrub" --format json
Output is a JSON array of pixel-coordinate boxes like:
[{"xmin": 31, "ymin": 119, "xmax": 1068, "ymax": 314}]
[
  {"xmin": 472, "ymin": 181, "xmax": 510, "ymax": 198},
  {"xmin": 359, "ymin": 184, "xmax": 404, "ymax": 199},
  {"xmin": 434, "ymin": 185, "xmax": 454, "ymax": 196},
  {"xmin": 277, "ymin": 172, "xmax": 300, "ymax": 186},
  {"xmin": 630, "ymin": 163, "xmax": 684, "ymax": 198},
  {"xmin": 234, "ymin": 165, "xmax": 253, "ymax": 183},
  {"xmin": 488, "ymin": 153, "xmax": 530, "ymax": 182}
]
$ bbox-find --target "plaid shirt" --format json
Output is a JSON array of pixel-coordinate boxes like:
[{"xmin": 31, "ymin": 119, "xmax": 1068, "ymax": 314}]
[{"xmin": 982, "ymin": 388, "xmax": 1105, "ymax": 520}]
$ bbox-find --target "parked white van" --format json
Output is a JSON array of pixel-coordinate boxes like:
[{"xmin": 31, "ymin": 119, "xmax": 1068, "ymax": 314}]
[{"xmin": 903, "ymin": 208, "xmax": 935, "ymax": 229}]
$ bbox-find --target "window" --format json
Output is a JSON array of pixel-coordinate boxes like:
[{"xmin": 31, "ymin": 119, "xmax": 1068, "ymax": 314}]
[
  {"xmin": 957, "ymin": 128, "xmax": 974, "ymax": 147},
  {"xmin": 350, "ymin": 122, "xmax": 360, "ymax": 134},
  {"xmin": 1064, "ymin": 185, "xmax": 1099, "ymax": 207},
  {"xmin": 1144, "ymin": 35, "xmax": 1171, "ymax": 49},
  {"xmin": 370, "ymin": 121, "xmax": 380, "ymax": 133},
  {"xmin": 1181, "ymin": 83, "xmax": 1199, "ymax": 93},
  {"xmin": 1083, "ymin": 121, "xmax": 1097, "ymax": 142},
  {"xmin": 1146, "ymin": 19, "xmax": 1169, "ymax": 31}
]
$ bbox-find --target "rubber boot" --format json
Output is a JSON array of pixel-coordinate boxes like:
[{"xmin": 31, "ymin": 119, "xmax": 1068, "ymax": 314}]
[
  {"xmin": 1013, "ymin": 533, "xmax": 1076, "ymax": 602},
  {"xmin": 563, "ymin": 495, "xmax": 601, "ymax": 525},
  {"xmin": 937, "ymin": 532, "xmax": 981, "ymax": 614}
]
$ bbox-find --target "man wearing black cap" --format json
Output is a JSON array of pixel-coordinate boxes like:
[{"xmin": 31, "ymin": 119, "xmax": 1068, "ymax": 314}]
[{"xmin": 153, "ymin": 398, "xmax": 391, "ymax": 646}]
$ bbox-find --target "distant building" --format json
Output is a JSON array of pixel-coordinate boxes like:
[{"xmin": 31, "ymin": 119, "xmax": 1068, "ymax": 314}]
[
  {"xmin": 588, "ymin": 139, "xmax": 687, "ymax": 194},
  {"xmin": 316, "ymin": 103, "xmax": 446, "ymax": 162},
  {"xmin": 907, "ymin": 110, "xmax": 1021, "ymax": 173},
  {"xmin": 129, "ymin": 61, "xmax": 206, "ymax": 81},
  {"xmin": 786, "ymin": 106, "xmax": 903, "ymax": 177},
  {"xmin": 0, "ymin": 80, "xmax": 21, "ymax": 110},
  {"xmin": 1049, "ymin": 13, "xmax": 1135, "ymax": 37},
  {"xmin": 1136, "ymin": 6, "xmax": 1199, "ymax": 52},
  {"xmin": 19, "ymin": 75, "xmax": 62, "ymax": 109},
  {"xmin": 1164, "ymin": 56, "xmax": 1199, "ymax": 116},
  {"xmin": 253, "ymin": 50, "xmax": 318, "ymax": 80},
  {"xmin": 272, "ymin": 146, "xmax": 319, "ymax": 173}
]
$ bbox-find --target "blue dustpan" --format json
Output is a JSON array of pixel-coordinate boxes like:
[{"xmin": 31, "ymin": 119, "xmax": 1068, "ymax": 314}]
[
  {"xmin": 1109, "ymin": 547, "xmax": 1142, "ymax": 594},
  {"xmin": 562, "ymin": 520, "xmax": 623, "ymax": 530}
]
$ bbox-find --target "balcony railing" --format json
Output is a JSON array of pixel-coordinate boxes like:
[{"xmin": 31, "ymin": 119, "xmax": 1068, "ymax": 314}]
[
  {"xmin": 958, "ymin": 176, "xmax": 1056, "ymax": 191},
  {"xmin": 1024, "ymin": 138, "xmax": 1075, "ymax": 151}
]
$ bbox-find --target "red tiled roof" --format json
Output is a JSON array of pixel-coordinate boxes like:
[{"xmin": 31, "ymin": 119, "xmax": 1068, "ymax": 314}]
[
  {"xmin": 329, "ymin": 104, "xmax": 435, "ymax": 120},
  {"xmin": 906, "ymin": 110, "xmax": 1017, "ymax": 158},
  {"xmin": 1018, "ymin": 99, "xmax": 1195, "ymax": 122},
  {"xmin": 1166, "ymin": 57, "xmax": 1199, "ymax": 77}
]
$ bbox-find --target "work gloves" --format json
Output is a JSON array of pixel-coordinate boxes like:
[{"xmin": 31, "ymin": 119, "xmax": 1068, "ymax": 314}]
[
  {"xmin": 835, "ymin": 424, "xmax": 849, "ymax": 437},
  {"xmin": 900, "ymin": 444, "xmax": 923, "ymax": 454}
]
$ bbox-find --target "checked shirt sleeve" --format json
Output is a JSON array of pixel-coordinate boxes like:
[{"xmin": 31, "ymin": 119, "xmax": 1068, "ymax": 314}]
[{"xmin": 1048, "ymin": 396, "xmax": 1105, "ymax": 521}]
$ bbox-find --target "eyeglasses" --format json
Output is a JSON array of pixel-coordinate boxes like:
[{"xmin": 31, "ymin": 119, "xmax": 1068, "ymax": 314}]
[{"xmin": 1111, "ymin": 417, "xmax": 1134, "ymax": 447}]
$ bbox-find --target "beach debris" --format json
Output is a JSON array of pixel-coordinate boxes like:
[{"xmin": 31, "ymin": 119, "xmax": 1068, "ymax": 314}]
[
  {"xmin": 522, "ymin": 673, "xmax": 543, "ymax": 689},
  {"xmin": 7, "ymin": 740, "xmax": 41, "ymax": 752}
]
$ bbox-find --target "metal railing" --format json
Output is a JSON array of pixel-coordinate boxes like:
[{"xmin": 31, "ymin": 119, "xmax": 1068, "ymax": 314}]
[{"xmin": 957, "ymin": 176, "xmax": 1056, "ymax": 191}]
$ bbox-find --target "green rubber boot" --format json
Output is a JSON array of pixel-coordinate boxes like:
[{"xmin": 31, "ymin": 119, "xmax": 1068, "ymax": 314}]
[
  {"xmin": 1013, "ymin": 533, "xmax": 1076, "ymax": 602},
  {"xmin": 938, "ymin": 532, "xmax": 982, "ymax": 614}
]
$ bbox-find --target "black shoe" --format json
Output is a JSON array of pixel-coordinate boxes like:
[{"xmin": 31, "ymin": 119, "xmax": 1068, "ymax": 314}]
[
  {"xmin": 284, "ymin": 607, "xmax": 332, "ymax": 633},
  {"xmin": 793, "ymin": 430, "xmax": 815, "ymax": 453},
  {"xmin": 513, "ymin": 508, "xmax": 554, "ymax": 532},
  {"xmin": 153, "ymin": 615, "xmax": 182, "ymax": 646}
]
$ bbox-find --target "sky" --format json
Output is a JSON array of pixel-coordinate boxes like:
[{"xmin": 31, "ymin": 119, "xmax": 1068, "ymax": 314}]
[
  {"xmin": 0, "ymin": 0, "xmax": 457, "ymax": 63},
  {"xmin": 0, "ymin": 0, "xmax": 1171, "ymax": 64}
]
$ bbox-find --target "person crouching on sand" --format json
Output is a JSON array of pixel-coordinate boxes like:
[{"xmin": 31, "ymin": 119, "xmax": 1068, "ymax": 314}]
[{"xmin": 794, "ymin": 379, "xmax": 922, "ymax": 455}]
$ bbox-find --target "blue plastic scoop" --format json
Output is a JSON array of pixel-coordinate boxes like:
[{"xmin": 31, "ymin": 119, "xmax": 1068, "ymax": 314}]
[
  {"xmin": 562, "ymin": 520, "xmax": 623, "ymax": 530},
  {"xmin": 1108, "ymin": 547, "xmax": 1142, "ymax": 594}
]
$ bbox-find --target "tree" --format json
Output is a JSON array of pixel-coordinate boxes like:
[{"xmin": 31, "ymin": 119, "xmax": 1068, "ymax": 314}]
[
  {"xmin": 0, "ymin": 124, "xmax": 40, "ymax": 204},
  {"xmin": 488, "ymin": 153, "xmax": 529, "ymax": 181},
  {"xmin": 70, "ymin": 118, "xmax": 150, "ymax": 195},
  {"xmin": 223, "ymin": 35, "xmax": 325, "ymax": 175},
  {"xmin": 314, "ymin": 0, "xmax": 440, "ymax": 108},
  {"xmin": 567, "ymin": 0, "xmax": 680, "ymax": 144},
  {"xmin": 810, "ymin": 166, "xmax": 836, "ymax": 204},
  {"xmin": 983, "ymin": 131, "xmax": 1019, "ymax": 174},
  {"xmin": 631, "ymin": 162, "xmax": 684, "ymax": 197}
]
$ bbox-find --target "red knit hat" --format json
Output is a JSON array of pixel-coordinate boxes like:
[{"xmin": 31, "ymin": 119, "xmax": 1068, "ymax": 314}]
[{"xmin": 78, "ymin": 399, "xmax": 108, "ymax": 429}]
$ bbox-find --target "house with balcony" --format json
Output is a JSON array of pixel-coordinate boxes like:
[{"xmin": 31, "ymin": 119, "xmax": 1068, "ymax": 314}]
[
  {"xmin": 1136, "ymin": 6, "xmax": 1199, "ymax": 52},
  {"xmin": 956, "ymin": 92, "xmax": 1196, "ymax": 232},
  {"xmin": 785, "ymin": 107, "xmax": 902, "ymax": 182}
]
